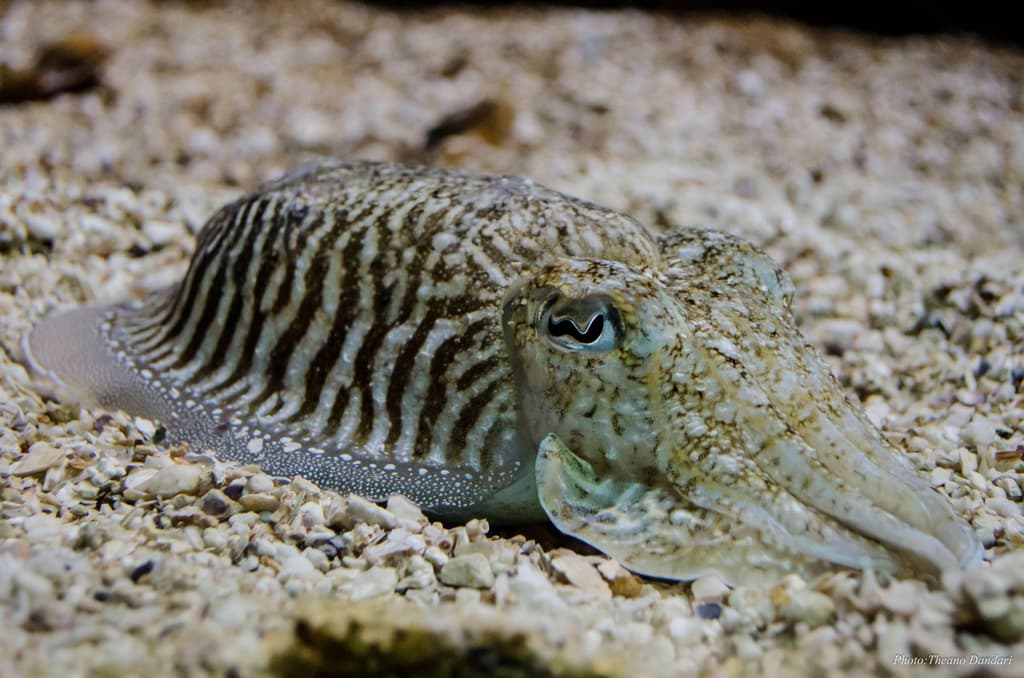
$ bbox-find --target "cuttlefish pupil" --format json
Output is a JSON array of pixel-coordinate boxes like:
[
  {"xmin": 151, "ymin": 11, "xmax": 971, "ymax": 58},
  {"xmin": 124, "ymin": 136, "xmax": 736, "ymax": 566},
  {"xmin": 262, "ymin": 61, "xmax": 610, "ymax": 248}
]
[
  {"xmin": 541, "ymin": 294, "xmax": 620, "ymax": 352},
  {"xmin": 26, "ymin": 159, "xmax": 982, "ymax": 584}
]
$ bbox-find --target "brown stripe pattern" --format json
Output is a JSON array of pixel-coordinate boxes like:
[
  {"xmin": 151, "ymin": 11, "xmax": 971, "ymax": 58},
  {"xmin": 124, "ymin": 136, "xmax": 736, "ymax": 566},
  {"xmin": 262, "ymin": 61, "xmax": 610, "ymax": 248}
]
[{"xmin": 100, "ymin": 160, "xmax": 658, "ymax": 510}]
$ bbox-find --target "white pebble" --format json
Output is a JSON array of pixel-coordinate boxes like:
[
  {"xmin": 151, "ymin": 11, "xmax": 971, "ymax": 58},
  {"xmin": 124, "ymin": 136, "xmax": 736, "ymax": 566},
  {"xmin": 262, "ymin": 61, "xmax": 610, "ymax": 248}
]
[
  {"xmin": 782, "ymin": 590, "xmax": 835, "ymax": 628},
  {"xmin": 344, "ymin": 566, "xmax": 398, "ymax": 602},
  {"xmin": 551, "ymin": 554, "xmax": 610, "ymax": 598},
  {"xmin": 961, "ymin": 417, "xmax": 997, "ymax": 449},
  {"xmin": 127, "ymin": 463, "xmax": 201, "ymax": 498},
  {"xmin": 296, "ymin": 502, "xmax": 325, "ymax": 528},
  {"xmin": 439, "ymin": 553, "xmax": 494, "ymax": 589},
  {"xmin": 988, "ymin": 499, "xmax": 1022, "ymax": 517},
  {"xmin": 277, "ymin": 555, "xmax": 317, "ymax": 581},
  {"xmin": 9, "ymin": 442, "xmax": 65, "ymax": 476},
  {"xmin": 245, "ymin": 474, "xmax": 274, "ymax": 494},
  {"xmin": 691, "ymin": 575, "xmax": 730, "ymax": 601}
]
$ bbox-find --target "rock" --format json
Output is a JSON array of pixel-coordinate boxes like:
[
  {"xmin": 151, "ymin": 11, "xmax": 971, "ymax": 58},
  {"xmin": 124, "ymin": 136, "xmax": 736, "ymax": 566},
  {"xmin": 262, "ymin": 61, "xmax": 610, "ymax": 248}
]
[
  {"xmin": 782, "ymin": 590, "xmax": 835, "ymax": 628},
  {"xmin": 126, "ymin": 462, "xmax": 201, "ymax": 498},
  {"xmin": 344, "ymin": 566, "xmax": 398, "ymax": 602},
  {"xmin": 363, "ymin": 529, "xmax": 426, "ymax": 566},
  {"xmin": 691, "ymin": 575, "xmax": 730, "ymax": 601},
  {"xmin": 303, "ymin": 547, "xmax": 329, "ymax": 572},
  {"xmin": 142, "ymin": 220, "xmax": 183, "ymax": 246},
  {"xmin": 694, "ymin": 602, "xmax": 722, "ymax": 619},
  {"xmin": 9, "ymin": 442, "xmax": 65, "ymax": 476},
  {"xmin": 422, "ymin": 546, "xmax": 449, "ymax": 569},
  {"xmin": 596, "ymin": 559, "xmax": 644, "ymax": 598},
  {"xmin": 201, "ymin": 527, "xmax": 228, "ymax": 551},
  {"xmin": 22, "ymin": 209, "xmax": 63, "ymax": 241},
  {"xmin": 245, "ymin": 473, "xmax": 274, "ymax": 494},
  {"xmin": 960, "ymin": 417, "xmax": 996, "ymax": 449},
  {"xmin": 668, "ymin": 617, "xmax": 705, "ymax": 646},
  {"xmin": 989, "ymin": 499, "xmax": 1022, "ymax": 517},
  {"xmin": 439, "ymin": 553, "xmax": 494, "ymax": 589},
  {"xmin": 880, "ymin": 581, "xmax": 920, "ymax": 617},
  {"xmin": 238, "ymin": 493, "xmax": 280, "ymax": 513},
  {"xmin": 385, "ymin": 494, "xmax": 428, "ymax": 530},
  {"xmin": 551, "ymin": 553, "xmax": 610, "ymax": 598},
  {"xmin": 22, "ymin": 513, "xmax": 65, "ymax": 540},
  {"xmin": 296, "ymin": 502, "xmax": 325, "ymax": 529},
  {"xmin": 198, "ymin": 489, "xmax": 235, "ymax": 518},
  {"xmin": 346, "ymin": 495, "xmax": 399, "ymax": 529},
  {"xmin": 277, "ymin": 554, "xmax": 317, "ymax": 581}
]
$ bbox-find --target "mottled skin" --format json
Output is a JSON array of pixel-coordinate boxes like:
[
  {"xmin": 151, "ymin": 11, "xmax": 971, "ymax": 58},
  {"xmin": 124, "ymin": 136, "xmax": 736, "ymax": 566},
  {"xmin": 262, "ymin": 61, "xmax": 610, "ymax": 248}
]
[
  {"xmin": 505, "ymin": 232, "xmax": 982, "ymax": 582},
  {"xmin": 28, "ymin": 160, "xmax": 982, "ymax": 584}
]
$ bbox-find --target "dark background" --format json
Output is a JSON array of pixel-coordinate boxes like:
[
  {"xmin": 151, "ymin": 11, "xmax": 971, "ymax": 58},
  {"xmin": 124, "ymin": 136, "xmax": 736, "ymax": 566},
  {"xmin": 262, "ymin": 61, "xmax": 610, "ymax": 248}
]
[{"xmin": 365, "ymin": 1, "xmax": 1022, "ymax": 46}]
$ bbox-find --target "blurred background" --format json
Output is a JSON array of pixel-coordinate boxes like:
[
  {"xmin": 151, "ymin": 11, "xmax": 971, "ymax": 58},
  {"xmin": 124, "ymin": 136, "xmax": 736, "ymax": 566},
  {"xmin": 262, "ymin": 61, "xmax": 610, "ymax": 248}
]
[{"xmin": 372, "ymin": 1, "xmax": 1020, "ymax": 45}]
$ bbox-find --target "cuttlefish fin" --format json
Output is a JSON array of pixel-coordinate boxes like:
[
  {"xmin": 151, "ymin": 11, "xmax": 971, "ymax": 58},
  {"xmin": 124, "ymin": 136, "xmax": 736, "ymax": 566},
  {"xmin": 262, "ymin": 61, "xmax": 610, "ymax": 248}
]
[{"xmin": 536, "ymin": 434, "xmax": 837, "ymax": 585}]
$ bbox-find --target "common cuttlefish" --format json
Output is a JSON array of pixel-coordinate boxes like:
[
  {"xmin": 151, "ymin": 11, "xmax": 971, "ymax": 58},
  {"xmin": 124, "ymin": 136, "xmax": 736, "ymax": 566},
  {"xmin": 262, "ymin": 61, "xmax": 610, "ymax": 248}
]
[{"xmin": 27, "ymin": 160, "xmax": 982, "ymax": 584}]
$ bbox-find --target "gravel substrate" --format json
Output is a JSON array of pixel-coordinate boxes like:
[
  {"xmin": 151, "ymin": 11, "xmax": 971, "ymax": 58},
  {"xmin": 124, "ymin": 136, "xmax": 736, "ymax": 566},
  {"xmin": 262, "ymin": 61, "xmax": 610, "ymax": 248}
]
[{"xmin": 1, "ymin": 1, "xmax": 1022, "ymax": 676}]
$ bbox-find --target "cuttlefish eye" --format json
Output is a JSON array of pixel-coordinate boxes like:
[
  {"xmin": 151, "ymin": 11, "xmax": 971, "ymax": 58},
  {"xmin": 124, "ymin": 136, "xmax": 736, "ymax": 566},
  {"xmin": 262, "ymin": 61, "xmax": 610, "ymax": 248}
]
[{"xmin": 539, "ymin": 293, "xmax": 620, "ymax": 352}]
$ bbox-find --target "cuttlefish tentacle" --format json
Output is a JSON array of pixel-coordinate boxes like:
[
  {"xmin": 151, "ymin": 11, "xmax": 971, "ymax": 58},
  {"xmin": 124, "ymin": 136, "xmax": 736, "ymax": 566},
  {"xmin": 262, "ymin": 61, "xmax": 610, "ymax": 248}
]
[
  {"xmin": 536, "ymin": 433, "xmax": 904, "ymax": 584},
  {"xmin": 26, "ymin": 160, "xmax": 980, "ymax": 584}
]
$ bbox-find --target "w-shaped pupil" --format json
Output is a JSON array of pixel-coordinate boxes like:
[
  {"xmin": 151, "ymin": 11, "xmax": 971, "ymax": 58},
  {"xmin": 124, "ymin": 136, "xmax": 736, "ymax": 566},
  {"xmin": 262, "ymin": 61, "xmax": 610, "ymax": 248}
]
[{"xmin": 548, "ymin": 314, "xmax": 604, "ymax": 343}]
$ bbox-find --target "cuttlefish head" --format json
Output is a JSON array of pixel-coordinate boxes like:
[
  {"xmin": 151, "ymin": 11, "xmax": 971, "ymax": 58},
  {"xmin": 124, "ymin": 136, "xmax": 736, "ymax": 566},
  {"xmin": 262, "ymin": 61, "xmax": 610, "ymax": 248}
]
[{"xmin": 502, "ymin": 230, "xmax": 982, "ymax": 585}]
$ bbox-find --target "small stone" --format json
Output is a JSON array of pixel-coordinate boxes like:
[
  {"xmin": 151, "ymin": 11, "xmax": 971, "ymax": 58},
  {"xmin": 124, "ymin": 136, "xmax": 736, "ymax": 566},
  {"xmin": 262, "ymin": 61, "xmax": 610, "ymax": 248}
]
[
  {"xmin": 224, "ymin": 480, "xmax": 246, "ymax": 500},
  {"xmin": 127, "ymin": 463, "xmax": 201, "ymax": 498},
  {"xmin": 782, "ymin": 589, "xmax": 835, "ymax": 628},
  {"xmin": 551, "ymin": 553, "xmax": 610, "ymax": 598},
  {"xmin": 23, "ymin": 210, "xmax": 63, "ymax": 241},
  {"xmin": 346, "ymin": 495, "xmax": 398, "ymax": 529},
  {"xmin": 303, "ymin": 547, "xmax": 329, "ymax": 572},
  {"xmin": 129, "ymin": 560, "xmax": 155, "ymax": 583},
  {"xmin": 344, "ymin": 566, "xmax": 399, "ymax": 602},
  {"xmin": 694, "ymin": 602, "xmax": 722, "ymax": 619},
  {"xmin": 439, "ymin": 553, "xmax": 494, "ymax": 589},
  {"xmin": 198, "ymin": 489, "xmax": 234, "ymax": 518},
  {"xmin": 880, "ymin": 581, "xmax": 919, "ymax": 617},
  {"xmin": 22, "ymin": 513, "xmax": 65, "ymax": 540},
  {"xmin": 277, "ymin": 554, "xmax": 316, "ymax": 581},
  {"xmin": 296, "ymin": 502, "xmax": 325, "ymax": 528},
  {"xmin": 9, "ymin": 442, "xmax": 65, "ymax": 476},
  {"xmin": 202, "ymin": 527, "xmax": 228, "ymax": 551},
  {"xmin": 385, "ymin": 494, "xmax": 428, "ymax": 529},
  {"xmin": 691, "ymin": 575, "xmax": 730, "ymax": 601},
  {"xmin": 978, "ymin": 595, "xmax": 1011, "ymax": 620},
  {"xmin": 237, "ymin": 493, "xmax": 280, "ymax": 513},
  {"xmin": 134, "ymin": 417, "xmax": 157, "ymax": 440},
  {"xmin": 396, "ymin": 555, "xmax": 436, "ymax": 591},
  {"xmin": 595, "ymin": 559, "xmax": 644, "ymax": 597},
  {"xmin": 988, "ymin": 499, "xmax": 1022, "ymax": 517},
  {"xmin": 142, "ymin": 220, "xmax": 183, "ymax": 246},
  {"xmin": 930, "ymin": 467, "xmax": 953, "ymax": 485},
  {"xmin": 245, "ymin": 474, "xmax": 274, "ymax": 494},
  {"xmin": 363, "ymin": 529, "xmax": 426, "ymax": 565},
  {"xmin": 423, "ymin": 546, "xmax": 449, "ymax": 569},
  {"xmin": 961, "ymin": 417, "xmax": 997, "ymax": 449},
  {"xmin": 668, "ymin": 617, "xmax": 705, "ymax": 646},
  {"xmin": 464, "ymin": 518, "xmax": 489, "ymax": 540}
]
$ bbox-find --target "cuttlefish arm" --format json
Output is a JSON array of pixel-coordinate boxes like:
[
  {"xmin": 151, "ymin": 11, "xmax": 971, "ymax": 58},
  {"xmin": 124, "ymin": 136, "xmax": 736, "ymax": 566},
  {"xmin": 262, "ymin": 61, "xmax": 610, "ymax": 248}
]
[
  {"xmin": 652, "ymin": 231, "xmax": 982, "ymax": 579},
  {"xmin": 536, "ymin": 433, "xmax": 904, "ymax": 585}
]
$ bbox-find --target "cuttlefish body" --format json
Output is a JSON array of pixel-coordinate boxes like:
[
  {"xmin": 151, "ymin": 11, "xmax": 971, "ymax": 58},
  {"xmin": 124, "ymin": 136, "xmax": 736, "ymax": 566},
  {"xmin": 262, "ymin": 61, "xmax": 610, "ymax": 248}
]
[{"xmin": 27, "ymin": 160, "xmax": 981, "ymax": 583}]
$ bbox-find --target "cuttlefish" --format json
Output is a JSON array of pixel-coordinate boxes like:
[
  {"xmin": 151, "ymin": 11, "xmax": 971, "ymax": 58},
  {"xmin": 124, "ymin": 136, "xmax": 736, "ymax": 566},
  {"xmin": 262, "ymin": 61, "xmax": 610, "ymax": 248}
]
[{"xmin": 27, "ymin": 160, "xmax": 982, "ymax": 584}]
